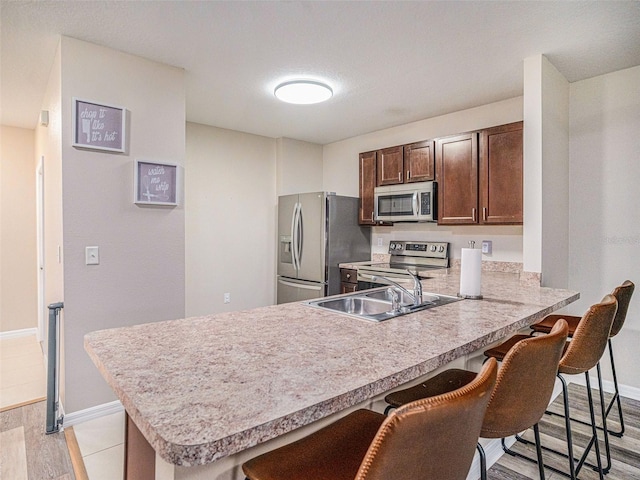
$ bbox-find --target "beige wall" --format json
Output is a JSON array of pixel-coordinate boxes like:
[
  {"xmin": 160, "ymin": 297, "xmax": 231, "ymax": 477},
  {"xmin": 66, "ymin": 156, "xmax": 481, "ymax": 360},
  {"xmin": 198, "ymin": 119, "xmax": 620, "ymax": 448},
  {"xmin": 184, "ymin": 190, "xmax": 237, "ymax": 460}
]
[
  {"xmin": 322, "ymin": 97, "xmax": 525, "ymax": 263},
  {"xmin": 0, "ymin": 126, "xmax": 37, "ymax": 333},
  {"xmin": 569, "ymin": 65, "xmax": 640, "ymax": 390},
  {"xmin": 276, "ymin": 137, "xmax": 323, "ymax": 196},
  {"xmin": 56, "ymin": 37, "xmax": 186, "ymax": 414},
  {"xmin": 522, "ymin": 55, "xmax": 570, "ymax": 286},
  {"xmin": 185, "ymin": 123, "xmax": 277, "ymax": 315}
]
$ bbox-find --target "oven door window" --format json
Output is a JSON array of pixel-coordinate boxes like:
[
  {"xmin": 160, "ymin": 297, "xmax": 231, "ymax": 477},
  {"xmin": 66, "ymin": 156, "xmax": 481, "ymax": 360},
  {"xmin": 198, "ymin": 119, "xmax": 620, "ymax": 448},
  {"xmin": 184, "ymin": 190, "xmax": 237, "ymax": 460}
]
[{"xmin": 377, "ymin": 193, "xmax": 415, "ymax": 217}]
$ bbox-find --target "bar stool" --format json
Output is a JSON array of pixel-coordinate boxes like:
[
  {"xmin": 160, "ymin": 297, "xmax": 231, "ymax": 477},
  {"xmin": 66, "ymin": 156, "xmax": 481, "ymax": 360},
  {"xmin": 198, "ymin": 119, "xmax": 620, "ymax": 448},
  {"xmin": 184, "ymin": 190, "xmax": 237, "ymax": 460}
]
[
  {"xmin": 384, "ymin": 319, "xmax": 569, "ymax": 480},
  {"xmin": 530, "ymin": 280, "xmax": 634, "ymax": 438},
  {"xmin": 242, "ymin": 358, "xmax": 498, "ymax": 480},
  {"xmin": 483, "ymin": 294, "xmax": 618, "ymax": 480}
]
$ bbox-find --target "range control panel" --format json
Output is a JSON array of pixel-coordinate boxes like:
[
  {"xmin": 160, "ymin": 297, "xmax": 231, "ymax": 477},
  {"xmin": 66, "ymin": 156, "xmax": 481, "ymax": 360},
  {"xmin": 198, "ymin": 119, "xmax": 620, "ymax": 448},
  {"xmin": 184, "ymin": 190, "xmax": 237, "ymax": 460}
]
[{"xmin": 388, "ymin": 241, "xmax": 449, "ymax": 259}]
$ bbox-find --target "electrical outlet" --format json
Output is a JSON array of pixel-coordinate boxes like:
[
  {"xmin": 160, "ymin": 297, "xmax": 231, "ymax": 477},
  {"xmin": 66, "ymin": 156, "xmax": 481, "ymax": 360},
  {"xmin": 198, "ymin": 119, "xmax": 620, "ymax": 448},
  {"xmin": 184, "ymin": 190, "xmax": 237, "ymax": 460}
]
[
  {"xmin": 377, "ymin": 237, "xmax": 383, "ymax": 247},
  {"xmin": 224, "ymin": 293, "xmax": 231, "ymax": 304},
  {"xmin": 481, "ymin": 240, "xmax": 492, "ymax": 254}
]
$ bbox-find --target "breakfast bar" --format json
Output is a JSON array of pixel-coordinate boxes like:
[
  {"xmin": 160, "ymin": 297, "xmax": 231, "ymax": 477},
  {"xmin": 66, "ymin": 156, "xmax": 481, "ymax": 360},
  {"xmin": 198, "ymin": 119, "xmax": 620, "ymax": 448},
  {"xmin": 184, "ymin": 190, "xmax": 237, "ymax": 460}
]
[{"xmin": 84, "ymin": 269, "xmax": 578, "ymax": 480}]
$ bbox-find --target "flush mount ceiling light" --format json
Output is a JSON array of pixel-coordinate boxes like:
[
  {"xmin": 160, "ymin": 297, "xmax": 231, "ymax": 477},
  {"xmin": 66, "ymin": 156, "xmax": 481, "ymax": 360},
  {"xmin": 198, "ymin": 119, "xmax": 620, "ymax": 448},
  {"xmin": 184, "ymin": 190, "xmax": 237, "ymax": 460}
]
[{"xmin": 274, "ymin": 80, "xmax": 333, "ymax": 104}]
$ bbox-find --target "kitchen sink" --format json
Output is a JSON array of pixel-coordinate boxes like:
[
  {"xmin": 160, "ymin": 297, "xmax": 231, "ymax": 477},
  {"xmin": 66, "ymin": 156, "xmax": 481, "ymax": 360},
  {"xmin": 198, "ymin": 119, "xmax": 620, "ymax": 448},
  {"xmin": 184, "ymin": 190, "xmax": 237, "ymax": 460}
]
[
  {"xmin": 313, "ymin": 296, "xmax": 393, "ymax": 316},
  {"xmin": 306, "ymin": 287, "xmax": 462, "ymax": 322}
]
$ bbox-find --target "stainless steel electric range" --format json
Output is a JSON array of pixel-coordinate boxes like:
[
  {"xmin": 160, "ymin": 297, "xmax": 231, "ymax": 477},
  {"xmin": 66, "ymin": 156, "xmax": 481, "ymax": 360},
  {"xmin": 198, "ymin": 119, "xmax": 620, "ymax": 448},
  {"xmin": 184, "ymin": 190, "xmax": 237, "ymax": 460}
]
[{"xmin": 356, "ymin": 240, "xmax": 450, "ymax": 290}]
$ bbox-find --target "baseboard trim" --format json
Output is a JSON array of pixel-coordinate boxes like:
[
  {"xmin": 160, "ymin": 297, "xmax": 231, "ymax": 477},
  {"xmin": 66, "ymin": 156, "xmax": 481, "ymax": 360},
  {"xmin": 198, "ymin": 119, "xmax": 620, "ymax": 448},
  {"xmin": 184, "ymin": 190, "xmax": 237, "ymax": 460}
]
[
  {"xmin": 62, "ymin": 400, "xmax": 124, "ymax": 427},
  {"xmin": 0, "ymin": 327, "xmax": 38, "ymax": 340},
  {"xmin": 65, "ymin": 426, "xmax": 90, "ymax": 480},
  {"xmin": 567, "ymin": 375, "xmax": 640, "ymax": 402}
]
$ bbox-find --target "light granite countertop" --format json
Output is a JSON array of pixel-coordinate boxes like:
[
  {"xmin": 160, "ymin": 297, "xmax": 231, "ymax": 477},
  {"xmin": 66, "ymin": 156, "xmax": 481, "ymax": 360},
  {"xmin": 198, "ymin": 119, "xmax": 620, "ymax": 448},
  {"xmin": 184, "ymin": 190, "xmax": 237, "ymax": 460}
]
[{"xmin": 84, "ymin": 269, "xmax": 578, "ymax": 468}]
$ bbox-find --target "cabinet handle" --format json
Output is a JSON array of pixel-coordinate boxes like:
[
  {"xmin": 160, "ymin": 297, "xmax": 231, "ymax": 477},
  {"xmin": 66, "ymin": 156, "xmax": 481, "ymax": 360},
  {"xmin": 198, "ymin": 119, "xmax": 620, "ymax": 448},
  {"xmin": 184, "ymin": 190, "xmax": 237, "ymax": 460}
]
[
  {"xmin": 472, "ymin": 208, "xmax": 477, "ymax": 222},
  {"xmin": 346, "ymin": 273, "xmax": 351, "ymax": 280},
  {"xmin": 398, "ymin": 172, "xmax": 402, "ymax": 182},
  {"xmin": 407, "ymin": 170, "xmax": 410, "ymax": 180},
  {"xmin": 483, "ymin": 207, "xmax": 487, "ymax": 221},
  {"xmin": 371, "ymin": 212, "xmax": 374, "ymax": 222}
]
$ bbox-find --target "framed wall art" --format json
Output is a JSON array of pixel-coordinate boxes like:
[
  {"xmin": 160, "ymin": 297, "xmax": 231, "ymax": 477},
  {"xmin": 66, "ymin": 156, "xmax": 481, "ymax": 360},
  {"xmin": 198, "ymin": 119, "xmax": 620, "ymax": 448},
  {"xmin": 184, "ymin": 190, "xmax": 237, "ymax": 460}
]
[
  {"xmin": 134, "ymin": 160, "xmax": 179, "ymax": 206},
  {"xmin": 72, "ymin": 98, "xmax": 126, "ymax": 152}
]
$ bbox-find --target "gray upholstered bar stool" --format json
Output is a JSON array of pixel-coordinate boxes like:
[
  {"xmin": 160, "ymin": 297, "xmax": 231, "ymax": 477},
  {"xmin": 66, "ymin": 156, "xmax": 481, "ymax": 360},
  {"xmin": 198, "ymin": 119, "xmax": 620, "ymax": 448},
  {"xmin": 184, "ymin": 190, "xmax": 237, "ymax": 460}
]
[
  {"xmin": 530, "ymin": 280, "xmax": 634, "ymax": 438},
  {"xmin": 384, "ymin": 319, "xmax": 569, "ymax": 480},
  {"xmin": 242, "ymin": 358, "xmax": 497, "ymax": 480},
  {"xmin": 483, "ymin": 294, "xmax": 618, "ymax": 480}
]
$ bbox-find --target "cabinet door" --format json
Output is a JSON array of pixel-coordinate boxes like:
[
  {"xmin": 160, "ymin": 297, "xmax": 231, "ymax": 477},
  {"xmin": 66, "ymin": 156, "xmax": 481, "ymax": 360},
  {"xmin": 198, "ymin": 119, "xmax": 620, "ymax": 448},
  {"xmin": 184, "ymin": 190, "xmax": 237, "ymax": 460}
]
[
  {"xmin": 376, "ymin": 146, "xmax": 404, "ymax": 186},
  {"xmin": 404, "ymin": 140, "xmax": 435, "ymax": 183},
  {"xmin": 480, "ymin": 122, "xmax": 523, "ymax": 224},
  {"xmin": 435, "ymin": 133, "xmax": 478, "ymax": 225},
  {"xmin": 359, "ymin": 151, "xmax": 377, "ymax": 225}
]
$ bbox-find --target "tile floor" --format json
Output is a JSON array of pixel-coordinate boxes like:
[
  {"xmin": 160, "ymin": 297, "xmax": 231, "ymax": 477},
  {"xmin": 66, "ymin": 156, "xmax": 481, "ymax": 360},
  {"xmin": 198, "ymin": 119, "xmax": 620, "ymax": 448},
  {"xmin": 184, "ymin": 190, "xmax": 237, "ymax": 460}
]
[
  {"xmin": 72, "ymin": 410, "xmax": 125, "ymax": 480},
  {"xmin": 0, "ymin": 334, "xmax": 46, "ymax": 411}
]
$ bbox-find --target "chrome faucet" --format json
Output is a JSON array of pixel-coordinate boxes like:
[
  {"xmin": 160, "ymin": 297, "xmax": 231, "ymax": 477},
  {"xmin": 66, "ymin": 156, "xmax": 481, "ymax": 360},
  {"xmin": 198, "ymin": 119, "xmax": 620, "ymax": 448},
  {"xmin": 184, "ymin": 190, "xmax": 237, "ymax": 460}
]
[{"xmin": 372, "ymin": 271, "xmax": 423, "ymax": 307}]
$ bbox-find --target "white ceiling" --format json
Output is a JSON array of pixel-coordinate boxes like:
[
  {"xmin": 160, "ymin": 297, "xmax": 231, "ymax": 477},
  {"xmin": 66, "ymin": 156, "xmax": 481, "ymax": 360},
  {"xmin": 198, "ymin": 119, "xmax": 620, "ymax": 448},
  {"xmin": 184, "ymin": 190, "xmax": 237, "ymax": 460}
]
[{"xmin": 2, "ymin": 1, "xmax": 639, "ymax": 145}]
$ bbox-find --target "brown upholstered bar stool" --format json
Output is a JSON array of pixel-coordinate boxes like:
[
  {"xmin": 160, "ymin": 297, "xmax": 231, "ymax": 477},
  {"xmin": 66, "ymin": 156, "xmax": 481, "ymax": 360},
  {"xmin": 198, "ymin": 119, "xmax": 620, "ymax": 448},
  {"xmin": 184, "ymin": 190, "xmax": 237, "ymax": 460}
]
[
  {"xmin": 483, "ymin": 294, "xmax": 618, "ymax": 480},
  {"xmin": 242, "ymin": 358, "xmax": 498, "ymax": 480},
  {"xmin": 530, "ymin": 280, "xmax": 634, "ymax": 438},
  {"xmin": 384, "ymin": 320, "xmax": 569, "ymax": 480}
]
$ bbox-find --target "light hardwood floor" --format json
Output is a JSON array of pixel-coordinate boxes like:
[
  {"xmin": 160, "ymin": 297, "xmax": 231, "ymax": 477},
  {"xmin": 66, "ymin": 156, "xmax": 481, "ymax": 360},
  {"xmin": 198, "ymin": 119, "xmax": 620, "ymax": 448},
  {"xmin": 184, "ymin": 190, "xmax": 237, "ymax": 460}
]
[
  {"xmin": 0, "ymin": 400, "xmax": 75, "ymax": 480},
  {"xmin": 491, "ymin": 383, "xmax": 640, "ymax": 479},
  {"xmin": 0, "ymin": 334, "xmax": 46, "ymax": 412}
]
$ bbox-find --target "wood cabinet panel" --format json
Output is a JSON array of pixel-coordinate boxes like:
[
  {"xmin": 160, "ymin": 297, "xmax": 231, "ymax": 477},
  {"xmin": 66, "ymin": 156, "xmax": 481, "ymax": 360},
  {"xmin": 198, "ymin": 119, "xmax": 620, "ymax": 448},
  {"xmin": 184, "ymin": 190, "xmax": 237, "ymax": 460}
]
[
  {"xmin": 376, "ymin": 146, "xmax": 404, "ymax": 186},
  {"xmin": 404, "ymin": 140, "xmax": 435, "ymax": 182},
  {"xmin": 359, "ymin": 151, "xmax": 377, "ymax": 225},
  {"xmin": 435, "ymin": 133, "xmax": 478, "ymax": 225},
  {"xmin": 480, "ymin": 122, "xmax": 523, "ymax": 224}
]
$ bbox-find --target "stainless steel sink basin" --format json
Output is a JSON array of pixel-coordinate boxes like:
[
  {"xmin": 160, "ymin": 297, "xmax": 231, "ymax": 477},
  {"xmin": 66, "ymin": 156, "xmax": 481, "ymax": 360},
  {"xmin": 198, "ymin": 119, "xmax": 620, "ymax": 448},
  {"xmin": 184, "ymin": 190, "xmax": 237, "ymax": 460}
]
[
  {"xmin": 313, "ymin": 296, "xmax": 393, "ymax": 316},
  {"xmin": 306, "ymin": 287, "xmax": 462, "ymax": 322}
]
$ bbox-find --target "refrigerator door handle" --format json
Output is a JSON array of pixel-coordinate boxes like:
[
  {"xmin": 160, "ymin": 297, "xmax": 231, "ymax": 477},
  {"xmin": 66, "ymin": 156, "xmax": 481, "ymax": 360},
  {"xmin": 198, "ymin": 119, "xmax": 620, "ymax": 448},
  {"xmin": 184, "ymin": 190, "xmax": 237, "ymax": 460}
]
[
  {"xmin": 296, "ymin": 203, "xmax": 303, "ymax": 268},
  {"xmin": 291, "ymin": 202, "xmax": 301, "ymax": 271},
  {"xmin": 277, "ymin": 278, "xmax": 324, "ymax": 291}
]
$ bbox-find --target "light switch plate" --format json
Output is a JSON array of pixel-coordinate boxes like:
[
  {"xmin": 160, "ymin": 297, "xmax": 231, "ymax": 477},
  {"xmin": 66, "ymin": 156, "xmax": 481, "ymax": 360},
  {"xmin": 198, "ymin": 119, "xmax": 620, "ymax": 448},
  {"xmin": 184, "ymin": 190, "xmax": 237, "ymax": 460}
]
[{"xmin": 86, "ymin": 246, "xmax": 100, "ymax": 265}]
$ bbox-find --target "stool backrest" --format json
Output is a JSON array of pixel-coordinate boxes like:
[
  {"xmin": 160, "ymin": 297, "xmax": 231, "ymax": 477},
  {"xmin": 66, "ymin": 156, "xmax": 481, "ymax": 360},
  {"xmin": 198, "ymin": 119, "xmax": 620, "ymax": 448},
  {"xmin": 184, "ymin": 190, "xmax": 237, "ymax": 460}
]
[
  {"xmin": 481, "ymin": 319, "xmax": 569, "ymax": 438},
  {"xmin": 559, "ymin": 294, "xmax": 618, "ymax": 375},
  {"xmin": 610, "ymin": 280, "xmax": 634, "ymax": 337},
  {"xmin": 354, "ymin": 358, "xmax": 497, "ymax": 480}
]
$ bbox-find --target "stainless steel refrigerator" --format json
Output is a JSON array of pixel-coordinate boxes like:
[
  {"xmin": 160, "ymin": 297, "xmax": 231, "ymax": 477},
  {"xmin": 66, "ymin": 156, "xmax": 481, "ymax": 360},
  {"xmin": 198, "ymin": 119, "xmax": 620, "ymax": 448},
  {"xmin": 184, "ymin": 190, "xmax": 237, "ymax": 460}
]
[{"xmin": 277, "ymin": 192, "xmax": 371, "ymax": 304}]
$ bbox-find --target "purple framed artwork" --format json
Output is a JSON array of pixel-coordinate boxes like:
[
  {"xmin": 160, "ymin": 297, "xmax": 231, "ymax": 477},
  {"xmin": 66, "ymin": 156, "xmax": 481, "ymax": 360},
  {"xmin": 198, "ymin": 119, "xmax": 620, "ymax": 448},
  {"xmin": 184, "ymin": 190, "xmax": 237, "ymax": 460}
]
[
  {"xmin": 72, "ymin": 98, "xmax": 126, "ymax": 152},
  {"xmin": 134, "ymin": 160, "xmax": 179, "ymax": 206}
]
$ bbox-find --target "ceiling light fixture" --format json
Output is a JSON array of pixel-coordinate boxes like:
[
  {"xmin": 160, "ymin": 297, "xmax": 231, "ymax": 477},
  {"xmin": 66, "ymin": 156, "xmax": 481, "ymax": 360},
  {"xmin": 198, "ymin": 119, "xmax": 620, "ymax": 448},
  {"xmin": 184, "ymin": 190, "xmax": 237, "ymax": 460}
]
[{"xmin": 274, "ymin": 80, "xmax": 333, "ymax": 105}]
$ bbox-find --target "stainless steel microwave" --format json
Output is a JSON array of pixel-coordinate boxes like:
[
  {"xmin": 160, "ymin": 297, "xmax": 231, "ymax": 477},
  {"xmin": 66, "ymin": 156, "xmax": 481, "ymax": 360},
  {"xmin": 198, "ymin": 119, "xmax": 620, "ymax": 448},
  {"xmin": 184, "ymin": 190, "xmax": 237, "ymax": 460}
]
[{"xmin": 374, "ymin": 181, "xmax": 437, "ymax": 222}]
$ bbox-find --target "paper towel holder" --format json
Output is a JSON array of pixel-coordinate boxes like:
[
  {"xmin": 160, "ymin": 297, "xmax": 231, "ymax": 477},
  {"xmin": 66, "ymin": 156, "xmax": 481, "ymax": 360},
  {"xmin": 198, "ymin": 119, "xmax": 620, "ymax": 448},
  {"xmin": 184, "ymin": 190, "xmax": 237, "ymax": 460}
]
[{"xmin": 458, "ymin": 241, "xmax": 483, "ymax": 300}]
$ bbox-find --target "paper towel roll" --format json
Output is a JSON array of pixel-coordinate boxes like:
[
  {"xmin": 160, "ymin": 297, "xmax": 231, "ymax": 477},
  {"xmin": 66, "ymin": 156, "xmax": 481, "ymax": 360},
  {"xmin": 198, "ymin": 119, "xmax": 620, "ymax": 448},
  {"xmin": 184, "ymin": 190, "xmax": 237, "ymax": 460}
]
[{"xmin": 459, "ymin": 248, "xmax": 482, "ymax": 298}]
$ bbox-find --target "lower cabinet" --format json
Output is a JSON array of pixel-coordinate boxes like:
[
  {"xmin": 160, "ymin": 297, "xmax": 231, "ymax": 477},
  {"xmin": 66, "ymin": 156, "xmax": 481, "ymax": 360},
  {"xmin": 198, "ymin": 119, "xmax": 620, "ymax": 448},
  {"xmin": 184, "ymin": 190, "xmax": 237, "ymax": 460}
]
[{"xmin": 340, "ymin": 268, "xmax": 358, "ymax": 294}]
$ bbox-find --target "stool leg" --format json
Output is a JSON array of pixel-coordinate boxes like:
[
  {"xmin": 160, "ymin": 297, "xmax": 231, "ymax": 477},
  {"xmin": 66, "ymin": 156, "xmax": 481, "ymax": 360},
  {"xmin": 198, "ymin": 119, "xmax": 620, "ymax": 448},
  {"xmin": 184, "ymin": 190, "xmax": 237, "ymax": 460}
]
[
  {"xmin": 606, "ymin": 339, "xmax": 625, "ymax": 437},
  {"xmin": 559, "ymin": 374, "xmax": 577, "ymax": 480},
  {"xmin": 574, "ymin": 373, "xmax": 605, "ymax": 480},
  {"xmin": 533, "ymin": 424, "xmax": 546, "ymax": 480},
  {"xmin": 477, "ymin": 443, "xmax": 487, "ymax": 480}
]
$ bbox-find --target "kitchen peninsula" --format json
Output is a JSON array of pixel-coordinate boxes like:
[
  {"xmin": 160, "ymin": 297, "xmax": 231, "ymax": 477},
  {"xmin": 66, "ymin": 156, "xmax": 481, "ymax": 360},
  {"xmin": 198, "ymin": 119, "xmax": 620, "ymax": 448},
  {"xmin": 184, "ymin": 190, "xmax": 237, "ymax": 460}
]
[{"xmin": 85, "ymin": 269, "xmax": 578, "ymax": 480}]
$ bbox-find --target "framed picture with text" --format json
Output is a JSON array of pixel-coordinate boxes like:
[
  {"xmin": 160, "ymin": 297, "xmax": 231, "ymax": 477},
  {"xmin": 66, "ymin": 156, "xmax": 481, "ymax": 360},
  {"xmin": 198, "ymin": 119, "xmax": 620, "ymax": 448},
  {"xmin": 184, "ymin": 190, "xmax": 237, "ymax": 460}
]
[
  {"xmin": 134, "ymin": 160, "xmax": 179, "ymax": 206},
  {"xmin": 72, "ymin": 98, "xmax": 126, "ymax": 152}
]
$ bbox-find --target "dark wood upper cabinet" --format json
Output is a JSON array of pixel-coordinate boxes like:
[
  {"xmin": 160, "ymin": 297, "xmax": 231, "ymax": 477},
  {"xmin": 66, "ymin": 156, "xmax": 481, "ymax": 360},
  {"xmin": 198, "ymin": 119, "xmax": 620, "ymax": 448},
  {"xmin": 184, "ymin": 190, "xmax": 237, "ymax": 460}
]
[
  {"xmin": 376, "ymin": 146, "xmax": 404, "ymax": 186},
  {"xmin": 359, "ymin": 151, "xmax": 377, "ymax": 225},
  {"xmin": 435, "ymin": 133, "xmax": 479, "ymax": 225},
  {"xmin": 404, "ymin": 140, "xmax": 435, "ymax": 183},
  {"xmin": 479, "ymin": 122, "xmax": 523, "ymax": 224}
]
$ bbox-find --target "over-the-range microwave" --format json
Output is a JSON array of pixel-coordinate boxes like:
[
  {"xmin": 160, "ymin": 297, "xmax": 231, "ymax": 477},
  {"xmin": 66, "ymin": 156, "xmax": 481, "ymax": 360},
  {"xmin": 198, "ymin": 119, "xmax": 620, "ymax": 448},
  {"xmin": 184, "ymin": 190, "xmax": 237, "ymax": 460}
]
[{"xmin": 374, "ymin": 181, "xmax": 437, "ymax": 223}]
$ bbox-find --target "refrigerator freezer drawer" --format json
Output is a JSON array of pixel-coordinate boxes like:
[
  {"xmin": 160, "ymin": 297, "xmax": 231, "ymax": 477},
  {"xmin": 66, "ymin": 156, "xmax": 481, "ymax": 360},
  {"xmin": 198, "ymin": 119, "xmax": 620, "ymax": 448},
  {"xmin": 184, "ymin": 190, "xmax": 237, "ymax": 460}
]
[{"xmin": 277, "ymin": 277, "xmax": 326, "ymax": 305}]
